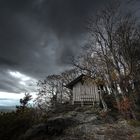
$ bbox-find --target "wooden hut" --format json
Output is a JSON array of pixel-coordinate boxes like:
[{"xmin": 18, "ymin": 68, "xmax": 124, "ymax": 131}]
[{"xmin": 66, "ymin": 74, "xmax": 100, "ymax": 106}]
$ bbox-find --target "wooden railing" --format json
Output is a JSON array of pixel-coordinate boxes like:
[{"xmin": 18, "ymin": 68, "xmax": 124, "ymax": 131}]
[{"xmin": 81, "ymin": 96, "xmax": 95, "ymax": 101}]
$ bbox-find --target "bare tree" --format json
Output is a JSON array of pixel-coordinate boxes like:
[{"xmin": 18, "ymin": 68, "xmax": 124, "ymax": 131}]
[
  {"xmin": 35, "ymin": 68, "xmax": 80, "ymax": 111},
  {"xmin": 35, "ymin": 74, "xmax": 62, "ymax": 111},
  {"xmin": 73, "ymin": 0, "xmax": 140, "ymax": 118}
]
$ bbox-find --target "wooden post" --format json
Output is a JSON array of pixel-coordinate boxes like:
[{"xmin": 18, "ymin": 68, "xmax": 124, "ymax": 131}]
[
  {"xmin": 92, "ymin": 100, "xmax": 94, "ymax": 106},
  {"xmin": 72, "ymin": 100, "xmax": 74, "ymax": 105},
  {"xmin": 81, "ymin": 97, "xmax": 84, "ymax": 107}
]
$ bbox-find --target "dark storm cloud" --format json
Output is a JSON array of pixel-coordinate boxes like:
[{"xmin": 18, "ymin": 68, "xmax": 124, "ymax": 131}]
[
  {"xmin": 0, "ymin": 0, "xmax": 139, "ymax": 94},
  {"xmin": 0, "ymin": 56, "xmax": 18, "ymax": 66},
  {"xmin": 42, "ymin": 0, "xmax": 105, "ymax": 37},
  {"xmin": 0, "ymin": 0, "xmax": 104, "ymax": 74}
]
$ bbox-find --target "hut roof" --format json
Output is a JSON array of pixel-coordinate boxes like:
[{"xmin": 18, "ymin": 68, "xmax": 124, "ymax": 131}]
[{"xmin": 65, "ymin": 74, "xmax": 86, "ymax": 89}]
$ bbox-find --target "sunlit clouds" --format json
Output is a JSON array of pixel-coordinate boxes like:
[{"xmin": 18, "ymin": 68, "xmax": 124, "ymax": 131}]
[
  {"xmin": 8, "ymin": 70, "xmax": 37, "ymax": 92},
  {"xmin": 0, "ymin": 70, "xmax": 38, "ymax": 106},
  {"xmin": 8, "ymin": 71, "xmax": 31, "ymax": 81}
]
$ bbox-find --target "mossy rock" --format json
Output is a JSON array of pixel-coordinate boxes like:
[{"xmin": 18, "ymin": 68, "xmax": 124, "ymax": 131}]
[
  {"xmin": 128, "ymin": 120, "xmax": 140, "ymax": 127},
  {"xmin": 133, "ymin": 133, "xmax": 140, "ymax": 140}
]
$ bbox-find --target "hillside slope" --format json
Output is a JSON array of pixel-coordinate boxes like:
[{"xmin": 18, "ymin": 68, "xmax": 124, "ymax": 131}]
[{"xmin": 20, "ymin": 106, "xmax": 140, "ymax": 140}]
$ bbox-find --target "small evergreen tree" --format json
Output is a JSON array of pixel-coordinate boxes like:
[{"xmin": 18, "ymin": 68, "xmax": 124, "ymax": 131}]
[{"xmin": 16, "ymin": 93, "xmax": 32, "ymax": 112}]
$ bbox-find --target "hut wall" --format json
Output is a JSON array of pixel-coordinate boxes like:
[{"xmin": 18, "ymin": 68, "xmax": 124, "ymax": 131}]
[{"xmin": 72, "ymin": 81, "xmax": 99, "ymax": 103}]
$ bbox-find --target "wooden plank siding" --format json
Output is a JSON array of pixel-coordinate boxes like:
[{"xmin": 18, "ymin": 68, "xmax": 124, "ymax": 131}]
[{"xmin": 72, "ymin": 81, "xmax": 100, "ymax": 105}]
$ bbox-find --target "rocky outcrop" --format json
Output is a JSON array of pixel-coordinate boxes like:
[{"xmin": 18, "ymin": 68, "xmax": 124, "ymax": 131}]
[
  {"xmin": 20, "ymin": 106, "xmax": 140, "ymax": 140},
  {"xmin": 63, "ymin": 120, "xmax": 133, "ymax": 140},
  {"xmin": 20, "ymin": 117, "xmax": 77, "ymax": 140}
]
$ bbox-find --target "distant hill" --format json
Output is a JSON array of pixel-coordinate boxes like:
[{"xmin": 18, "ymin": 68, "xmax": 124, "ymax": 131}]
[{"xmin": 0, "ymin": 106, "xmax": 16, "ymax": 112}]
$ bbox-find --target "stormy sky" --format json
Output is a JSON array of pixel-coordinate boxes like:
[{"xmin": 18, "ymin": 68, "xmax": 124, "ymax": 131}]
[{"xmin": 0, "ymin": 0, "xmax": 139, "ymax": 106}]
